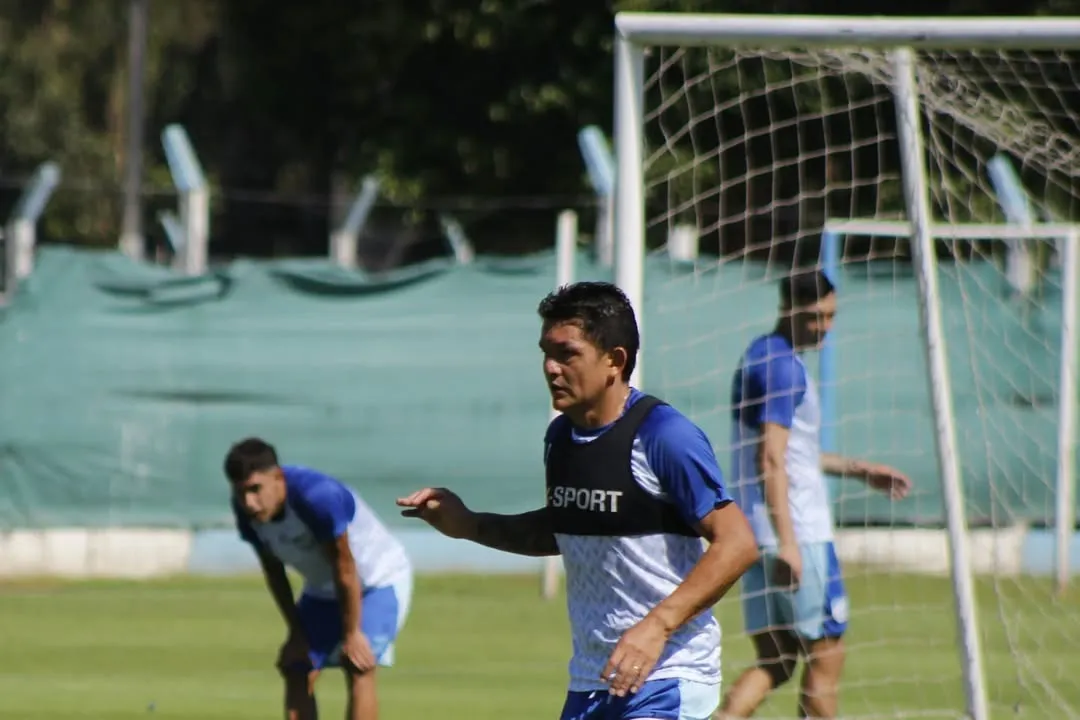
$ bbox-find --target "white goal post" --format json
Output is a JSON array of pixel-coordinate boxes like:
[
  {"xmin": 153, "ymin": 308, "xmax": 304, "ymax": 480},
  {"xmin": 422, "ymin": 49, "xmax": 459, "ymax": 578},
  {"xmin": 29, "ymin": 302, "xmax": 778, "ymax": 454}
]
[{"xmin": 613, "ymin": 13, "xmax": 1080, "ymax": 720}]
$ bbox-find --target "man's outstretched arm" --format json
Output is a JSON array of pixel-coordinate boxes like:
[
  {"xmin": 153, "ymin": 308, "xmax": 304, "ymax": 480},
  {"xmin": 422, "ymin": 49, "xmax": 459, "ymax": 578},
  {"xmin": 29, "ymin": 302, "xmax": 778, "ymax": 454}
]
[
  {"xmin": 822, "ymin": 452, "xmax": 902, "ymax": 479},
  {"xmin": 821, "ymin": 452, "xmax": 912, "ymax": 499},
  {"xmin": 821, "ymin": 452, "xmax": 869, "ymax": 477},
  {"xmin": 469, "ymin": 508, "xmax": 560, "ymax": 557},
  {"xmin": 397, "ymin": 487, "xmax": 560, "ymax": 557}
]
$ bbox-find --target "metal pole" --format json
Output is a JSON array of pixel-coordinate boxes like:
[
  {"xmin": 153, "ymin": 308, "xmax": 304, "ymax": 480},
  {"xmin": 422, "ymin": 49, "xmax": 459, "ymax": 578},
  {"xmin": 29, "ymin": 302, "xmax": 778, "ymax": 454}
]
[
  {"xmin": 1055, "ymin": 230, "xmax": 1080, "ymax": 595},
  {"xmin": 892, "ymin": 48, "xmax": 989, "ymax": 720},
  {"xmin": 612, "ymin": 35, "xmax": 647, "ymax": 388},
  {"xmin": 120, "ymin": 0, "xmax": 148, "ymax": 261}
]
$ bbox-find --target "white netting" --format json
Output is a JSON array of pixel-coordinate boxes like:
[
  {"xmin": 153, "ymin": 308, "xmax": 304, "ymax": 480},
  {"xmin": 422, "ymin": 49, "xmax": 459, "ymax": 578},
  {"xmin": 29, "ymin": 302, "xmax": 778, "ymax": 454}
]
[{"xmin": 636, "ymin": 43, "xmax": 1080, "ymax": 718}]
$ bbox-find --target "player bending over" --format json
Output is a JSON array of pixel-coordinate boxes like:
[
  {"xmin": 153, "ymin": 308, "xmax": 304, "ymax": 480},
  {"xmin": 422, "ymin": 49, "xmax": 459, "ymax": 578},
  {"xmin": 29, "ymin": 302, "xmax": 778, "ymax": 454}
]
[
  {"xmin": 225, "ymin": 438, "xmax": 413, "ymax": 720},
  {"xmin": 398, "ymin": 281, "xmax": 759, "ymax": 720},
  {"xmin": 718, "ymin": 270, "xmax": 912, "ymax": 719}
]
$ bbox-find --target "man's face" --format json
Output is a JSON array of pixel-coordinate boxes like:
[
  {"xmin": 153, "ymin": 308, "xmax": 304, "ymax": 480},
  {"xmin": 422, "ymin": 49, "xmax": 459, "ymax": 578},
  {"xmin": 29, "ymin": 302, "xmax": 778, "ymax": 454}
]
[
  {"xmin": 232, "ymin": 467, "xmax": 287, "ymax": 523},
  {"xmin": 790, "ymin": 292, "xmax": 837, "ymax": 350},
  {"xmin": 540, "ymin": 320, "xmax": 622, "ymax": 414}
]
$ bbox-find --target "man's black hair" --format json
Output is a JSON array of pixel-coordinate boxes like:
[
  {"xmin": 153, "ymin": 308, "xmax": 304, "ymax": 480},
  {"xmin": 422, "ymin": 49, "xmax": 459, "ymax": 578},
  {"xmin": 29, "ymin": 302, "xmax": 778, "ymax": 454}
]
[
  {"xmin": 537, "ymin": 281, "xmax": 640, "ymax": 381},
  {"xmin": 224, "ymin": 437, "xmax": 279, "ymax": 483},
  {"xmin": 779, "ymin": 269, "xmax": 836, "ymax": 308}
]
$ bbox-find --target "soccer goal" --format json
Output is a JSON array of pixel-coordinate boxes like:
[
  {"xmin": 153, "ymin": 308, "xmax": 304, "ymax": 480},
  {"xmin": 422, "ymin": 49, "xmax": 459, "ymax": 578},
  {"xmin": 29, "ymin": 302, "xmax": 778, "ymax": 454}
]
[{"xmin": 612, "ymin": 13, "xmax": 1080, "ymax": 720}]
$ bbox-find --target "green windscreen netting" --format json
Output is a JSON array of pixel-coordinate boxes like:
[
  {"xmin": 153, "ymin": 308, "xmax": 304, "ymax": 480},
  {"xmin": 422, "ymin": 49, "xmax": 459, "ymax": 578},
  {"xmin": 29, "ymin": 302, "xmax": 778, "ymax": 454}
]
[{"xmin": 0, "ymin": 246, "xmax": 1070, "ymax": 530}]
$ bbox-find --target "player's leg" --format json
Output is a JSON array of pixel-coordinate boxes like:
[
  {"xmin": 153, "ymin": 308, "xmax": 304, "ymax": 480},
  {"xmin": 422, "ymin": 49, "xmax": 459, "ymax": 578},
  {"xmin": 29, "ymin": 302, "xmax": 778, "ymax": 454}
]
[
  {"xmin": 717, "ymin": 631, "xmax": 799, "ymax": 718},
  {"xmin": 718, "ymin": 554, "xmax": 800, "ymax": 718},
  {"xmin": 797, "ymin": 637, "xmax": 844, "ymax": 719},
  {"xmin": 283, "ymin": 668, "xmax": 319, "ymax": 720},
  {"xmin": 784, "ymin": 542, "xmax": 848, "ymax": 719},
  {"xmin": 343, "ymin": 668, "xmax": 378, "ymax": 720},
  {"xmin": 291, "ymin": 593, "xmax": 346, "ymax": 720},
  {"xmin": 342, "ymin": 576, "xmax": 411, "ymax": 720}
]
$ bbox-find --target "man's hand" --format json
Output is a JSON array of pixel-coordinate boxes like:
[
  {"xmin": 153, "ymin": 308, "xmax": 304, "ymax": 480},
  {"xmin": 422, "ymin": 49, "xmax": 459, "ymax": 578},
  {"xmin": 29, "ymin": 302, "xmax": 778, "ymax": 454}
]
[
  {"xmin": 773, "ymin": 542, "xmax": 802, "ymax": 591},
  {"xmin": 862, "ymin": 463, "xmax": 912, "ymax": 500},
  {"xmin": 341, "ymin": 630, "xmax": 377, "ymax": 674},
  {"xmin": 276, "ymin": 630, "xmax": 310, "ymax": 673},
  {"xmin": 601, "ymin": 614, "xmax": 669, "ymax": 698},
  {"xmin": 396, "ymin": 487, "xmax": 476, "ymax": 539}
]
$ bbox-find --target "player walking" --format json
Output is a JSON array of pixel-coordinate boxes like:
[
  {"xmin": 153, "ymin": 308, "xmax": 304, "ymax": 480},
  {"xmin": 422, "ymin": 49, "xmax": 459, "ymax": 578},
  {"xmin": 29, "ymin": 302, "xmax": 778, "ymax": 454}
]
[
  {"xmin": 226, "ymin": 437, "xmax": 412, "ymax": 720},
  {"xmin": 718, "ymin": 270, "xmax": 912, "ymax": 719},
  {"xmin": 398, "ymin": 281, "xmax": 759, "ymax": 720}
]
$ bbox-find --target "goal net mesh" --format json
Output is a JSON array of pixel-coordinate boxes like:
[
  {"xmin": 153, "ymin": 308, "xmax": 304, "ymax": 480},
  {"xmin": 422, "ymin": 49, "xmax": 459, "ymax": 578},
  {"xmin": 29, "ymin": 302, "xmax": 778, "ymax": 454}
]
[{"xmin": 638, "ymin": 44, "xmax": 1080, "ymax": 718}]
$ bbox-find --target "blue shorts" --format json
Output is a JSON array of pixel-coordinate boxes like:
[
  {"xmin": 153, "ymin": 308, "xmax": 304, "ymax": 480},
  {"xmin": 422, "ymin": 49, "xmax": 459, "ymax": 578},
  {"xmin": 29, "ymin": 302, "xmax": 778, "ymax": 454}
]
[
  {"xmin": 741, "ymin": 541, "xmax": 848, "ymax": 641},
  {"xmin": 293, "ymin": 577, "xmax": 412, "ymax": 671},
  {"xmin": 559, "ymin": 679, "xmax": 719, "ymax": 720}
]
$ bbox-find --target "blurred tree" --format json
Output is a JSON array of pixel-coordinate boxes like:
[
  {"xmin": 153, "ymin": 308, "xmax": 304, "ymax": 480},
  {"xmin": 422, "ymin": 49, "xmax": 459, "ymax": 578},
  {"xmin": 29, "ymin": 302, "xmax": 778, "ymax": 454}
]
[
  {"xmin": 0, "ymin": 0, "xmax": 218, "ymax": 246},
  {"xmin": 213, "ymin": 0, "xmax": 617, "ymax": 256},
  {"xmin": 1, "ymin": 0, "xmax": 1079, "ymax": 255}
]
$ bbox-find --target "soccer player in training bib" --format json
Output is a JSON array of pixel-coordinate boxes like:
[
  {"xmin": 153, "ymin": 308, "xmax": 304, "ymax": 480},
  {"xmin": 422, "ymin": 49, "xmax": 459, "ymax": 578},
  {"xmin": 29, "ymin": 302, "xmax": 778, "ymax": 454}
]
[
  {"xmin": 226, "ymin": 438, "xmax": 413, "ymax": 720},
  {"xmin": 398, "ymin": 282, "xmax": 759, "ymax": 720},
  {"xmin": 718, "ymin": 270, "xmax": 912, "ymax": 719}
]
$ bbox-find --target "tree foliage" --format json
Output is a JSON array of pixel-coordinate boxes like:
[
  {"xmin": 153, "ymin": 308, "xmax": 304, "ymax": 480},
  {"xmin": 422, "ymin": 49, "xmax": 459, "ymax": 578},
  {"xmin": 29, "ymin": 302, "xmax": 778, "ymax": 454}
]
[{"xmin": 0, "ymin": 0, "xmax": 1077, "ymax": 257}]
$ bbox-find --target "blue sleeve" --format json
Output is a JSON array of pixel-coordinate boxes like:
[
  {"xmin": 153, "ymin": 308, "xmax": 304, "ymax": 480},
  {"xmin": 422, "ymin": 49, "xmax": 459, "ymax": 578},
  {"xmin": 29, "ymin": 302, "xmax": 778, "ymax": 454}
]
[
  {"xmin": 639, "ymin": 407, "xmax": 732, "ymax": 526},
  {"xmin": 285, "ymin": 467, "xmax": 357, "ymax": 543},
  {"xmin": 232, "ymin": 500, "xmax": 265, "ymax": 550},
  {"xmin": 738, "ymin": 349, "xmax": 805, "ymax": 429}
]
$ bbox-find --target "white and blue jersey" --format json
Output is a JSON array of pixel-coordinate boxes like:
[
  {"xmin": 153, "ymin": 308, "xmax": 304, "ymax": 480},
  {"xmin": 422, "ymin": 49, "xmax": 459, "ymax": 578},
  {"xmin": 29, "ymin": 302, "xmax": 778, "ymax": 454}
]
[
  {"xmin": 547, "ymin": 389, "xmax": 731, "ymax": 719},
  {"xmin": 234, "ymin": 465, "xmax": 413, "ymax": 668},
  {"xmin": 730, "ymin": 333, "xmax": 847, "ymax": 641},
  {"xmin": 730, "ymin": 333, "xmax": 833, "ymax": 547}
]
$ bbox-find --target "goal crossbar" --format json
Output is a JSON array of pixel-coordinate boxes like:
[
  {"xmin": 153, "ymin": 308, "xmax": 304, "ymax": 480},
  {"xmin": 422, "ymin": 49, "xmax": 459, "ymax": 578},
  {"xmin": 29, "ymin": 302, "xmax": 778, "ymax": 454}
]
[{"xmin": 615, "ymin": 12, "xmax": 1080, "ymax": 49}]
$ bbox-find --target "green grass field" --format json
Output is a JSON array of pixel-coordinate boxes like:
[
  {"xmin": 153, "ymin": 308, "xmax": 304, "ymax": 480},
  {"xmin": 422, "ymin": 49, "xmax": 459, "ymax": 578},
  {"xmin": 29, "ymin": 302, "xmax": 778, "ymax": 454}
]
[{"xmin": 0, "ymin": 570, "xmax": 1076, "ymax": 719}]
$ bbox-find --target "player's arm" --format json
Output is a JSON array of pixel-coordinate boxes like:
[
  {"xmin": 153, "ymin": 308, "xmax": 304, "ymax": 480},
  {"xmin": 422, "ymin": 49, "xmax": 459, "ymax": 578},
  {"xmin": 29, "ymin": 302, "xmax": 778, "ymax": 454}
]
[
  {"xmin": 400, "ymin": 427, "xmax": 560, "ymax": 557},
  {"xmin": 821, "ymin": 452, "xmax": 870, "ymax": 477},
  {"xmin": 321, "ymin": 533, "xmax": 363, "ymax": 638},
  {"xmin": 291, "ymin": 475, "xmax": 364, "ymax": 635},
  {"xmin": 233, "ymin": 503, "xmax": 303, "ymax": 633},
  {"xmin": 398, "ymin": 489, "xmax": 559, "ymax": 557},
  {"xmin": 759, "ymin": 423, "xmax": 798, "ymax": 550},
  {"xmin": 604, "ymin": 415, "xmax": 757, "ymax": 695},
  {"xmin": 640, "ymin": 414, "xmax": 758, "ymax": 634},
  {"xmin": 821, "ymin": 452, "xmax": 912, "ymax": 499},
  {"xmin": 256, "ymin": 548, "xmax": 304, "ymax": 634},
  {"xmin": 748, "ymin": 355, "xmax": 803, "ymax": 550},
  {"xmin": 606, "ymin": 490, "xmax": 757, "ymax": 699},
  {"xmin": 650, "ymin": 503, "xmax": 758, "ymax": 634},
  {"xmin": 469, "ymin": 507, "xmax": 560, "ymax": 556},
  {"xmin": 821, "ymin": 451, "xmax": 893, "ymax": 478}
]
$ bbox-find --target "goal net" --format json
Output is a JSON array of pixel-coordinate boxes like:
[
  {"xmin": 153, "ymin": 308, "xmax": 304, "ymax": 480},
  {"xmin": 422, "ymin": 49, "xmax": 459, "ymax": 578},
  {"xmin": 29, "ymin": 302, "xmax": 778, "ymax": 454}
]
[{"xmin": 618, "ymin": 15, "xmax": 1080, "ymax": 720}]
